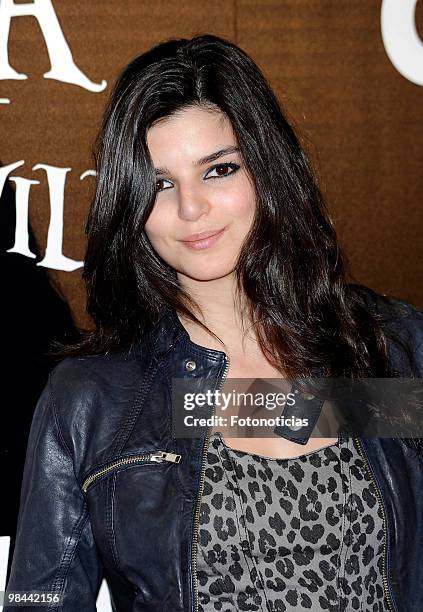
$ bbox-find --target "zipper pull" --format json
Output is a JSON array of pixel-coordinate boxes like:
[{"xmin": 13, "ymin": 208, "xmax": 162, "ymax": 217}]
[{"xmin": 150, "ymin": 451, "xmax": 182, "ymax": 463}]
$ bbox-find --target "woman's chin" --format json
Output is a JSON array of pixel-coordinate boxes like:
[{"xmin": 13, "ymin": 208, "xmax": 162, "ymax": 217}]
[{"xmin": 177, "ymin": 265, "xmax": 235, "ymax": 283}]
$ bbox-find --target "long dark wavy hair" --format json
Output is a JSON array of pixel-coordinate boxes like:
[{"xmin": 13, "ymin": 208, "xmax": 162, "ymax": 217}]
[{"xmin": 50, "ymin": 33, "xmax": 411, "ymax": 379}]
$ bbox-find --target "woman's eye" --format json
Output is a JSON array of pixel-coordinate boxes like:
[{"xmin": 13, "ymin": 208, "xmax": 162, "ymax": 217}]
[
  {"xmin": 204, "ymin": 162, "xmax": 240, "ymax": 179},
  {"xmin": 155, "ymin": 162, "xmax": 240, "ymax": 193},
  {"xmin": 155, "ymin": 178, "xmax": 173, "ymax": 192}
]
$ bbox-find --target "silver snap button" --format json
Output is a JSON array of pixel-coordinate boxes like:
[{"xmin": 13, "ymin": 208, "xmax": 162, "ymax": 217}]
[
  {"xmin": 185, "ymin": 360, "xmax": 197, "ymax": 372},
  {"xmin": 288, "ymin": 422, "xmax": 303, "ymax": 431},
  {"xmin": 301, "ymin": 391, "xmax": 315, "ymax": 400}
]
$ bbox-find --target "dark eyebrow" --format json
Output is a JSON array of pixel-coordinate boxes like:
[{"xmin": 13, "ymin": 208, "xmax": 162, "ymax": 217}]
[{"xmin": 154, "ymin": 146, "xmax": 240, "ymax": 176}]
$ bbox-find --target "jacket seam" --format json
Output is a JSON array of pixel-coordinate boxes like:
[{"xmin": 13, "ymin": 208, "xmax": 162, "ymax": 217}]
[
  {"xmin": 106, "ymin": 472, "xmax": 129, "ymax": 582},
  {"xmin": 49, "ymin": 505, "xmax": 92, "ymax": 609},
  {"xmin": 110, "ymin": 359, "xmax": 157, "ymax": 457},
  {"xmin": 50, "ymin": 377, "xmax": 73, "ymax": 460}
]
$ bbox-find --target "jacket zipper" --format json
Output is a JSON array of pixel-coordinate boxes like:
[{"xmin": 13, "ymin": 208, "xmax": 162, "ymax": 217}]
[
  {"xmin": 353, "ymin": 437, "xmax": 396, "ymax": 612},
  {"xmin": 81, "ymin": 451, "xmax": 182, "ymax": 493},
  {"xmin": 191, "ymin": 354, "xmax": 230, "ymax": 612}
]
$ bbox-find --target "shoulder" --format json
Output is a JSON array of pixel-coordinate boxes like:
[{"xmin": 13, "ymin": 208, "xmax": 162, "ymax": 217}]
[
  {"xmin": 350, "ymin": 283, "xmax": 423, "ymax": 321},
  {"xmin": 46, "ymin": 346, "xmax": 153, "ymax": 434},
  {"xmin": 350, "ymin": 283, "xmax": 423, "ymax": 375},
  {"xmin": 49, "ymin": 349, "xmax": 144, "ymax": 395}
]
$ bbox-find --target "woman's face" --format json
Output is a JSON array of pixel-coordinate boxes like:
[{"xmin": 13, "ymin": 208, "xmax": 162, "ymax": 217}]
[{"xmin": 144, "ymin": 105, "xmax": 256, "ymax": 283}]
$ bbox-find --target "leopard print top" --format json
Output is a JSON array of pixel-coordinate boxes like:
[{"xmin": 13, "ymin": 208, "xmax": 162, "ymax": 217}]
[{"xmin": 196, "ymin": 430, "xmax": 390, "ymax": 612}]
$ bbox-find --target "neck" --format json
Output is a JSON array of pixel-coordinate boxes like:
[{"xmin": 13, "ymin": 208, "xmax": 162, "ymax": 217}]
[{"xmin": 176, "ymin": 272, "xmax": 254, "ymax": 350}]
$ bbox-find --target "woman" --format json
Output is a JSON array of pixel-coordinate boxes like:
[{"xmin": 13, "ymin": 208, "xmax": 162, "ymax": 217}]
[{"xmin": 4, "ymin": 34, "xmax": 423, "ymax": 612}]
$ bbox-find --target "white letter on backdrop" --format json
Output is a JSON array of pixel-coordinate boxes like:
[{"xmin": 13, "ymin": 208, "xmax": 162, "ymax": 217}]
[
  {"xmin": 33, "ymin": 164, "xmax": 84, "ymax": 271},
  {"xmin": 0, "ymin": 161, "xmax": 39, "ymax": 259},
  {"xmin": 0, "ymin": 0, "xmax": 106, "ymax": 92},
  {"xmin": 381, "ymin": 0, "xmax": 423, "ymax": 85}
]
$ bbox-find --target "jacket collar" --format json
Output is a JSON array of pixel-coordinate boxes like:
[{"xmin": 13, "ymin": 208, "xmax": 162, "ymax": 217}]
[
  {"xmin": 146, "ymin": 304, "xmax": 325, "ymax": 378},
  {"xmin": 145, "ymin": 305, "xmax": 187, "ymax": 358}
]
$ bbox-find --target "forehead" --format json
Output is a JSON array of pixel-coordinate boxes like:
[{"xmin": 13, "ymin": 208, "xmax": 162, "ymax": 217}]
[{"xmin": 146, "ymin": 106, "xmax": 236, "ymax": 158}]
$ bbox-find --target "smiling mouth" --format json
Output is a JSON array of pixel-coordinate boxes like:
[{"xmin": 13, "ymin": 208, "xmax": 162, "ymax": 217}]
[
  {"xmin": 179, "ymin": 227, "xmax": 226, "ymax": 250},
  {"xmin": 180, "ymin": 228, "xmax": 225, "ymax": 242}
]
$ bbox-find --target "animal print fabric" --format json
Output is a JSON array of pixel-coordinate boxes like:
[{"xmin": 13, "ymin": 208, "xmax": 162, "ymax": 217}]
[{"xmin": 196, "ymin": 430, "xmax": 390, "ymax": 611}]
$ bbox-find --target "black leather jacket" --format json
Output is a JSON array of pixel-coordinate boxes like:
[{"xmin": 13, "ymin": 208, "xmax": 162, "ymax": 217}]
[{"xmin": 4, "ymin": 288, "xmax": 423, "ymax": 611}]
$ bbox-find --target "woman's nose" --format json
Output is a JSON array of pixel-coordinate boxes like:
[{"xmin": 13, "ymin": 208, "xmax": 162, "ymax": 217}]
[{"xmin": 177, "ymin": 184, "xmax": 211, "ymax": 221}]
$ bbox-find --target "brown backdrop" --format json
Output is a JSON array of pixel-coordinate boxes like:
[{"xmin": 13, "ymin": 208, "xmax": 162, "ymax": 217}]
[{"xmin": 2, "ymin": 0, "xmax": 422, "ymax": 330}]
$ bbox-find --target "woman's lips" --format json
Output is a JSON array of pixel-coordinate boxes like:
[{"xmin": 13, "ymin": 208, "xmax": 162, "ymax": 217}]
[{"xmin": 179, "ymin": 227, "xmax": 226, "ymax": 250}]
